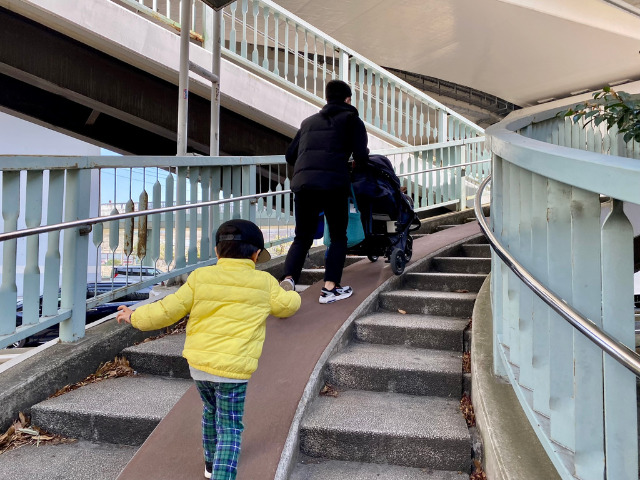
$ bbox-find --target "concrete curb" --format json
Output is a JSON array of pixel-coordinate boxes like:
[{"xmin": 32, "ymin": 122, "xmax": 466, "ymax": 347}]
[{"xmin": 471, "ymin": 274, "xmax": 560, "ymax": 480}]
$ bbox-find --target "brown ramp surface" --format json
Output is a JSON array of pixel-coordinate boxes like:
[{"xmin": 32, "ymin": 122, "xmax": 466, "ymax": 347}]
[{"xmin": 117, "ymin": 222, "xmax": 481, "ymax": 480}]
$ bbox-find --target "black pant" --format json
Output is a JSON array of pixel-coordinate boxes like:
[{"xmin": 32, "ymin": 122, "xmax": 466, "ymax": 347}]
[{"xmin": 283, "ymin": 187, "xmax": 349, "ymax": 285}]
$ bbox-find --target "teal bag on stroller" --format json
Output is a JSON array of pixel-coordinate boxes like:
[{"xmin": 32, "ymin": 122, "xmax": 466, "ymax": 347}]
[{"xmin": 323, "ymin": 185, "xmax": 365, "ymax": 248}]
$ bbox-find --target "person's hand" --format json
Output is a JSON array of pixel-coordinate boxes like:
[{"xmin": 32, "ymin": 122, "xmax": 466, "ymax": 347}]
[{"xmin": 116, "ymin": 305, "xmax": 133, "ymax": 324}]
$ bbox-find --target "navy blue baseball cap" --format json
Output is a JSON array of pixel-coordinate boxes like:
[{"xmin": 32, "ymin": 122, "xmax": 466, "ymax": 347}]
[{"xmin": 215, "ymin": 219, "xmax": 271, "ymax": 264}]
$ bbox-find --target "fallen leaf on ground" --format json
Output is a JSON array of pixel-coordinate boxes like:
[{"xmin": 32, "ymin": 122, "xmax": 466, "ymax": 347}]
[
  {"xmin": 319, "ymin": 383, "xmax": 339, "ymax": 397},
  {"xmin": 398, "ymin": 309, "xmax": 407, "ymax": 314},
  {"xmin": 460, "ymin": 393, "xmax": 476, "ymax": 427},
  {"xmin": 50, "ymin": 356, "xmax": 135, "ymax": 398},
  {"xmin": 0, "ymin": 413, "xmax": 76, "ymax": 455},
  {"xmin": 462, "ymin": 352, "xmax": 471, "ymax": 373},
  {"xmin": 454, "ymin": 289, "xmax": 469, "ymax": 293}
]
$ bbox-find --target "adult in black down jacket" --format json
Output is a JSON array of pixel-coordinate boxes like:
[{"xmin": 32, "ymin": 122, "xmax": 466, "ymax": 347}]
[{"xmin": 280, "ymin": 79, "xmax": 369, "ymax": 304}]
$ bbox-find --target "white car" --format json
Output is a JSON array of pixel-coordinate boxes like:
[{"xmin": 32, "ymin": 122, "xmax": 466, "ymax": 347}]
[{"xmin": 111, "ymin": 266, "xmax": 163, "ymax": 281}]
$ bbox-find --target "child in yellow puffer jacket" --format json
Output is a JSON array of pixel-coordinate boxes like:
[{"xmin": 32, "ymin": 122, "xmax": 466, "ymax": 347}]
[{"xmin": 116, "ymin": 219, "xmax": 301, "ymax": 480}]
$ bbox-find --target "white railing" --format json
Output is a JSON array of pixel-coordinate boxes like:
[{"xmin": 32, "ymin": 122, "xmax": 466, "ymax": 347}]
[
  {"xmin": 0, "ymin": 155, "xmax": 293, "ymax": 350},
  {"xmin": 374, "ymin": 137, "xmax": 491, "ymax": 212},
  {"xmin": 115, "ymin": 0, "xmax": 485, "ymax": 145},
  {"xmin": 0, "ymin": 143, "xmax": 490, "ymax": 350},
  {"xmin": 484, "ymin": 92, "xmax": 640, "ymax": 479}
]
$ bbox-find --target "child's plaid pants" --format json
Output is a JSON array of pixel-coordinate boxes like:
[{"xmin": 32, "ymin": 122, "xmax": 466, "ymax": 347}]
[{"xmin": 195, "ymin": 380, "xmax": 247, "ymax": 480}]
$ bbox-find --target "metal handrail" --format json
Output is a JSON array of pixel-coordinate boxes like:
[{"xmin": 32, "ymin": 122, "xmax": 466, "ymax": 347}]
[
  {"xmin": 474, "ymin": 174, "xmax": 640, "ymax": 377},
  {"xmin": 0, "ymin": 190, "xmax": 291, "ymax": 244}
]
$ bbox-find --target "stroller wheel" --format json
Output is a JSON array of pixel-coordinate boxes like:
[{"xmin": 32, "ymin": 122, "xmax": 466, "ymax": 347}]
[
  {"xmin": 367, "ymin": 255, "xmax": 379, "ymax": 262},
  {"xmin": 390, "ymin": 248, "xmax": 406, "ymax": 275},
  {"xmin": 404, "ymin": 236, "xmax": 413, "ymax": 262}
]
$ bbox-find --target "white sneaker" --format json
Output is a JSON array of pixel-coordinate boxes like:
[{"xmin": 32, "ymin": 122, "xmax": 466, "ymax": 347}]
[
  {"xmin": 279, "ymin": 278, "xmax": 296, "ymax": 291},
  {"xmin": 204, "ymin": 466, "xmax": 212, "ymax": 479},
  {"xmin": 319, "ymin": 285, "xmax": 353, "ymax": 304}
]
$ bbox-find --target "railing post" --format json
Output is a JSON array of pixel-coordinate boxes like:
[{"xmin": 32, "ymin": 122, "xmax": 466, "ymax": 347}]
[
  {"xmin": 601, "ymin": 199, "xmax": 638, "ymax": 479},
  {"xmin": 437, "ymin": 109, "xmax": 447, "ymax": 142},
  {"xmin": 546, "ymin": 179, "xmax": 575, "ymax": 452},
  {"xmin": 571, "ymin": 187, "xmax": 605, "ymax": 478},
  {"xmin": 60, "ymin": 169, "xmax": 91, "ymax": 343},
  {"xmin": 0, "ymin": 171, "xmax": 20, "ymax": 336}
]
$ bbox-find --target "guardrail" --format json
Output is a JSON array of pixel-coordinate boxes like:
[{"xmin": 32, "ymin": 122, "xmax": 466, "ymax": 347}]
[
  {"xmin": 0, "ymin": 155, "xmax": 293, "ymax": 350},
  {"xmin": 483, "ymin": 94, "xmax": 640, "ymax": 479},
  {"xmin": 0, "ymin": 142, "xmax": 489, "ymax": 350},
  {"xmin": 115, "ymin": 0, "xmax": 485, "ymax": 145}
]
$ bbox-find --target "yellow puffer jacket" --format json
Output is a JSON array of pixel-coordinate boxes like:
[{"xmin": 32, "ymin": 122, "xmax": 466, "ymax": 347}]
[{"xmin": 131, "ymin": 258, "xmax": 301, "ymax": 380}]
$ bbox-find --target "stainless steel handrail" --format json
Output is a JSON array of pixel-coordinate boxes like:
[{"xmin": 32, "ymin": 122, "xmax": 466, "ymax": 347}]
[
  {"xmin": 474, "ymin": 174, "xmax": 640, "ymax": 377},
  {"xmin": 0, "ymin": 190, "xmax": 291, "ymax": 244}
]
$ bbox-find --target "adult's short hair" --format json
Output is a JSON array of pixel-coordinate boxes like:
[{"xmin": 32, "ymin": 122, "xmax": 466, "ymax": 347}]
[
  {"xmin": 216, "ymin": 240, "xmax": 259, "ymax": 260},
  {"xmin": 326, "ymin": 80, "xmax": 352, "ymax": 102}
]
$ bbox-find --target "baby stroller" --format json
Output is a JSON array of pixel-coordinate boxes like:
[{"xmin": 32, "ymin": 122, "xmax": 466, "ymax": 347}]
[{"xmin": 348, "ymin": 154, "xmax": 421, "ymax": 275}]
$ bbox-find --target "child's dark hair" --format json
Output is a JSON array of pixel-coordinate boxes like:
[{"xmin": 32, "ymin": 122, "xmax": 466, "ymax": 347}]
[{"xmin": 216, "ymin": 240, "xmax": 259, "ymax": 260}]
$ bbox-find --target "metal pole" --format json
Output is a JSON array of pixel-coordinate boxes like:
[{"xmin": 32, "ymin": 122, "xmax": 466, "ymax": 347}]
[
  {"xmin": 210, "ymin": 8, "xmax": 222, "ymax": 156},
  {"xmin": 177, "ymin": 0, "xmax": 193, "ymax": 156}
]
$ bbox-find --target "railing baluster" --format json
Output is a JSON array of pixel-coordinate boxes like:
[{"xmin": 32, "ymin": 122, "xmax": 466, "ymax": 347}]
[
  {"xmin": 240, "ymin": 0, "xmax": 248, "ymax": 59},
  {"xmin": 546, "ymin": 179, "xmax": 575, "ymax": 453},
  {"xmin": 60, "ymin": 169, "xmax": 91, "ymax": 342},
  {"xmin": 137, "ymin": 178, "xmax": 148, "ymax": 265},
  {"xmin": 517, "ymin": 169, "xmax": 534, "ymax": 389},
  {"xmin": 251, "ymin": 0, "xmax": 259, "ymax": 64},
  {"xmin": 200, "ymin": 167, "xmax": 211, "ymax": 261},
  {"xmin": 262, "ymin": 6, "xmax": 270, "ymax": 70},
  {"xmin": 43, "ymin": 170, "xmax": 64, "ymax": 316},
  {"xmin": 176, "ymin": 166, "xmax": 187, "ymax": 268},
  {"xmin": 382, "ymin": 78, "xmax": 389, "ymax": 133},
  {"xmin": 229, "ymin": 2, "xmax": 237, "ymax": 54},
  {"xmin": 283, "ymin": 18, "xmax": 289, "ymax": 81},
  {"xmin": 188, "ymin": 166, "xmax": 199, "ymax": 264},
  {"xmin": 151, "ymin": 176, "xmax": 162, "ymax": 267},
  {"xmin": 0, "ymin": 171, "xmax": 20, "ymax": 335},
  {"xmin": 365, "ymin": 68, "xmax": 373, "ymax": 124},
  {"xmin": 293, "ymin": 24, "xmax": 299, "ymax": 87},
  {"xmin": 397, "ymin": 88, "xmax": 403, "ymax": 142},
  {"xmin": 164, "ymin": 172, "xmax": 175, "ymax": 268},
  {"xmin": 601, "ymin": 199, "xmax": 638, "ymax": 479},
  {"xmin": 22, "ymin": 170, "xmax": 44, "ymax": 325},
  {"xmin": 530, "ymin": 173, "xmax": 551, "ymax": 417},
  {"xmin": 303, "ymin": 30, "xmax": 309, "ymax": 92},
  {"xmin": 570, "ymin": 187, "xmax": 605, "ymax": 479},
  {"xmin": 273, "ymin": 12, "xmax": 280, "ymax": 76},
  {"xmin": 212, "ymin": 167, "xmax": 222, "ymax": 235}
]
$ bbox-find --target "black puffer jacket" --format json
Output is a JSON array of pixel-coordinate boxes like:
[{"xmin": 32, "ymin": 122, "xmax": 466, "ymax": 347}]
[{"xmin": 285, "ymin": 101, "xmax": 369, "ymax": 192}]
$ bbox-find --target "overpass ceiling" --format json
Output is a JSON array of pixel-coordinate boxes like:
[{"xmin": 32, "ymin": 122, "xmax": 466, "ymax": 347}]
[{"xmin": 272, "ymin": 0, "xmax": 640, "ymax": 107}]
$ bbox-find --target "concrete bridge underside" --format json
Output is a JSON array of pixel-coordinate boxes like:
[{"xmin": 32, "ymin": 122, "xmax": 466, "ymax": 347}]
[{"xmin": 0, "ymin": 6, "xmax": 292, "ymax": 156}]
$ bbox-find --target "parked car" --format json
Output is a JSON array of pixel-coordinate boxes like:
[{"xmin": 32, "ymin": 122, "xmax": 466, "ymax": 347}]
[
  {"xmin": 111, "ymin": 265, "xmax": 163, "ymax": 281},
  {"xmin": 11, "ymin": 283, "xmax": 149, "ymax": 348}
]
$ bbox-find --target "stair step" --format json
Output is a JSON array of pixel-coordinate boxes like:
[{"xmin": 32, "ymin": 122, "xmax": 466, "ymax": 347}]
[
  {"xmin": 354, "ymin": 312, "xmax": 468, "ymax": 351},
  {"xmin": 434, "ymin": 225, "xmax": 457, "ymax": 231},
  {"xmin": 291, "ymin": 458, "xmax": 468, "ymax": 480},
  {"xmin": 299, "ymin": 268, "xmax": 325, "ymax": 285},
  {"xmin": 379, "ymin": 290, "xmax": 477, "ymax": 317},
  {"xmin": 326, "ymin": 343, "xmax": 462, "ymax": 397},
  {"xmin": 461, "ymin": 244, "xmax": 491, "ymax": 258},
  {"xmin": 404, "ymin": 272, "xmax": 486, "ymax": 292},
  {"xmin": 432, "ymin": 257, "xmax": 491, "ymax": 274},
  {"xmin": 31, "ymin": 376, "xmax": 192, "ymax": 445},
  {"xmin": 300, "ymin": 389, "xmax": 471, "ymax": 471},
  {"xmin": 123, "ymin": 334, "xmax": 188, "ymax": 378}
]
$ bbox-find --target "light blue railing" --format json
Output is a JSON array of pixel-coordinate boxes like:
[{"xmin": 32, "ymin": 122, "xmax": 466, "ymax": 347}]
[
  {"xmin": 484, "ymin": 94, "xmax": 640, "ymax": 479},
  {"xmin": 116, "ymin": 0, "xmax": 485, "ymax": 145},
  {"xmin": 0, "ymin": 142, "xmax": 490, "ymax": 350},
  {"xmin": 0, "ymin": 155, "xmax": 293, "ymax": 350}
]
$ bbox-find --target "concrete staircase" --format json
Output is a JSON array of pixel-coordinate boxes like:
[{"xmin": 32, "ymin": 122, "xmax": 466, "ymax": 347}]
[
  {"xmin": 20, "ymin": 254, "xmax": 366, "ymax": 468},
  {"xmin": 291, "ymin": 236, "xmax": 490, "ymax": 479}
]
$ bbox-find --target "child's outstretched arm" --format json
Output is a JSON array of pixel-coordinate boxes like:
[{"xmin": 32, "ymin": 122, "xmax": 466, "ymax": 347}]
[
  {"xmin": 269, "ymin": 276, "xmax": 301, "ymax": 317},
  {"xmin": 116, "ymin": 305, "xmax": 133, "ymax": 324}
]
